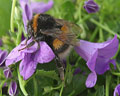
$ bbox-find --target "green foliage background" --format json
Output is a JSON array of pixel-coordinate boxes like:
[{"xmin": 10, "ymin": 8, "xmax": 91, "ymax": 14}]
[{"xmin": 0, "ymin": 0, "xmax": 120, "ymax": 96}]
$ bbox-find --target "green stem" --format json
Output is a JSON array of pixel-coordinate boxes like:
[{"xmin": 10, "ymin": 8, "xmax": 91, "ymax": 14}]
[
  {"xmin": 0, "ymin": 79, "xmax": 7, "ymax": 92},
  {"xmin": 33, "ymin": 77, "xmax": 38, "ymax": 96},
  {"xmin": 68, "ymin": 90, "xmax": 75, "ymax": 96},
  {"xmin": 116, "ymin": 62, "xmax": 120, "ymax": 72},
  {"xmin": 59, "ymin": 82, "xmax": 64, "ymax": 96},
  {"xmin": 75, "ymin": 57, "xmax": 81, "ymax": 67},
  {"xmin": 111, "ymin": 71, "xmax": 120, "ymax": 76},
  {"xmin": 10, "ymin": 0, "xmax": 17, "ymax": 32},
  {"xmin": 17, "ymin": 67, "xmax": 28, "ymax": 96},
  {"xmin": 52, "ymin": 84, "xmax": 62, "ymax": 90},
  {"xmin": 106, "ymin": 74, "xmax": 111, "ymax": 96},
  {"xmin": 117, "ymin": 77, "xmax": 119, "ymax": 85},
  {"xmin": 90, "ymin": 19, "xmax": 120, "ymax": 39},
  {"xmin": 99, "ymin": 27, "xmax": 104, "ymax": 42},
  {"xmin": 16, "ymin": 23, "xmax": 22, "ymax": 46},
  {"xmin": 78, "ymin": 1, "xmax": 83, "ymax": 21},
  {"xmin": 90, "ymin": 27, "xmax": 99, "ymax": 42}
]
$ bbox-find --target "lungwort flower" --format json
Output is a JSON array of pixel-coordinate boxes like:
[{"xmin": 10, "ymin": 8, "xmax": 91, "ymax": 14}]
[
  {"xmin": 19, "ymin": 0, "xmax": 54, "ymax": 32},
  {"xmin": 114, "ymin": 84, "xmax": 120, "ymax": 96},
  {"xmin": 84, "ymin": 0, "xmax": 99, "ymax": 13},
  {"xmin": 5, "ymin": 39, "xmax": 55, "ymax": 80},
  {"xmin": 75, "ymin": 35, "xmax": 119, "ymax": 88}
]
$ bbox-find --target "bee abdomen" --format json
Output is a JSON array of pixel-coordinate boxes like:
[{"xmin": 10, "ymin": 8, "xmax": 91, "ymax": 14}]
[
  {"xmin": 58, "ymin": 45, "xmax": 73, "ymax": 60},
  {"xmin": 53, "ymin": 39, "xmax": 69, "ymax": 53},
  {"xmin": 55, "ymin": 44, "xmax": 69, "ymax": 53}
]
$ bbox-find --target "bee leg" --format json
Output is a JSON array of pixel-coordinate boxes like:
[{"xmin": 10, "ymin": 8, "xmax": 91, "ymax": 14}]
[
  {"xmin": 36, "ymin": 41, "xmax": 40, "ymax": 50},
  {"xmin": 21, "ymin": 37, "xmax": 30, "ymax": 46},
  {"xmin": 18, "ymin": 41, "xmax": 35, "ymax": 51},
  {"xmin": 54, "ymin": 55, "xmax": 65, "ymax": 81}
]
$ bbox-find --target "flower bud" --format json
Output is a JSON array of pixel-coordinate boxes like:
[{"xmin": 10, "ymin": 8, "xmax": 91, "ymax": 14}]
[
  {"xmin": 3, "ymin": 68, "xmax": 12, "ymax": 78},
  {"xmin": 9, "ymin": 81, "xmax": 17, "ymax": 96},
  {"xmin": 84, "ymin": 0, "xmax": 99, "ymax": 13},
  {"xmin": 0, "ymin": 50, "xmax": 8, "ymax": 66}
]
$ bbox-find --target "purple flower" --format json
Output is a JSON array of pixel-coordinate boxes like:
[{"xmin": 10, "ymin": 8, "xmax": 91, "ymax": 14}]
[
  {"xmin": 19, "ymin": 0, "xmax": 54, "ymax": 32},
  {"xmin": 4, "ymin": 68, "xmax": 12, "ymax": 78},
  {"xmin": 0, "ymin": 50, "xmax": 8, "ymax": 66},
  {"xmin": 114, "ymin": 84, "xmax": 120, "ymax": 96},
  {"xmin": 6, "ymin": 39, "xmax": 55, "ymax": 80},
  {"xmin": 9, "ymin": 81, "xmax": 17, "ymax": 96},
  {"xmin": 84, "ymin": 0, "xmax": 99, "ymax": 13},
  {"xmin": 75, "ymin": 35, "xmax": 119, "ymax": 87}
]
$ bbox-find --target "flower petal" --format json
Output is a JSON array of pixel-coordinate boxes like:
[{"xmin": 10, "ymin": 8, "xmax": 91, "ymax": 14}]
[
  {"xmin": 20, "ymin": 38, "xmax": 38, "ymax": 53},
  {"xmin": 87, "ymin": 50, "xmax": 98, "ymax": 72},
  {"xmin": 5, "ymin": 55, "xmax": 23, "ymax": 67},
  {"xmin": 98, "ymin": 35, "xmax": 119, "ymax": 58},
  {"xmin": 75, "ymin": 35, "xmax": 119, "ymax": 73},
  {"xmin": 6, "ymin": 45, "xmax": 22, "ymax": 60},
  {"xmin": 20, "ymin": 0, "xmax": 33, "ymax": 32},
  {"xmin": 19, "ymin": 53, "xmax": 37, "ymax": 80},
  {"xmin": 85, "ymin": 72, "xmax": 97, "ymax": 88},
  {"xmin": 5, "ymin": 44, "xmax": 24, "ymax": 66},
  {"xmin": 95, "ymin": 58, "xmax": 116, "ymax": 74},
  {"xmin": 34, "ymin": 42, "xmax": 55, "ymax": 63},
  {"xmin": 31, "ymin": 0, "xmax": 54, "ymax": 13},
  {"xmin": 9, "ymin": 81, "xmax": 17, "ymax": 96},
  {"xmin": 114, "ymin": 84, "xmax": 120, "ymax": 96}
]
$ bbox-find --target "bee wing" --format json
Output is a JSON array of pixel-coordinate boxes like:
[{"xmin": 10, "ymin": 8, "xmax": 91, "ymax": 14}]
[
  {"xmin": 41, "ymin": 28, "xmax": 62, "ymax": 38},
  {"xmin": 41, "ymin": 19, "xmax": 82, "ymax": 46},
  {"xmin": 55, "ymin": 19, "xmax": 82, "ymax": 45}
]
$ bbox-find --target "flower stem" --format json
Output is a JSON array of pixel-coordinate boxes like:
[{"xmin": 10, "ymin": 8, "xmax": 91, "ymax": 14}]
[
  {"xmin": 59, "ymin": 81, "xmax": 64, "ymax": 96},
  {"xmin": 116, "ymin": 62, "xmax": 120, "ymax": 72},
  {"xmin": 117, "ymin": 77, "xmax": 119, "ymax": 85},
  {"xmin": 90, "ymin": 18, "xmax": 120, "ymax": 39},
  {"xmin": 106, "ymin": 74, "xmax": 111, "ymax": 96},
  {"xmin": 0, "ymin": 79, "xmax": 7, "ymax": 93},
  {"xmin": 17, "ymin": 67, "xmax": 28, "ymax": 96},
  {"xmin": 33, "ymin": 77, "xmax": 38, "ymax": 96},
  {"xmin": 111, "ymin": 71, "xmax": 120, "ymax": 76},
  {"xmin": 10, "ymin": 0, "xmax": 17, "ymax": 32},
  {"xmin": 52, "ymin": 84, "xmax": 62, "ymax": 90},
  {"xmin": 90, "ymin": 27, "xmax": 99, "ymax": 42},
  {"xmin": 16, "ymin": 23, "xmax": 22, "ymax": 46}
]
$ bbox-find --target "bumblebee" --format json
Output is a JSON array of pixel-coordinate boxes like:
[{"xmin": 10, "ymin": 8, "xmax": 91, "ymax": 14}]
[{"xmin": 19, "ymin": 14, "xmax": 82, "ymax": 80}]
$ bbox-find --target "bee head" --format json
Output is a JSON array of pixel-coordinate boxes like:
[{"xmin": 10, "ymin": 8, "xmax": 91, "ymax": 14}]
[{"xmin": 27, "ymin": 20, "xmax": 34, "ymax": 38}]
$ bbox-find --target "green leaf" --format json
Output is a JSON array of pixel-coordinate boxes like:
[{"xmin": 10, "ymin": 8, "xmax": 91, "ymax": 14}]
[
  {"xmin": 36, "ymin": 70, "xmax": 59, "ymax": 80},
  {"xmin": 95, "ymin": 85, "xmax": 104, "ymax": 96},
  {"xmin": 72, "ymin": 74, "xmax": 87, "ymax": 95},
  {"xmin": 60, "ymin": 1, "xmax": 75, "ymax": 21},
  {"xmin": 0, "ymin": 0, "xmax": 12, "ymax": 37}
]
